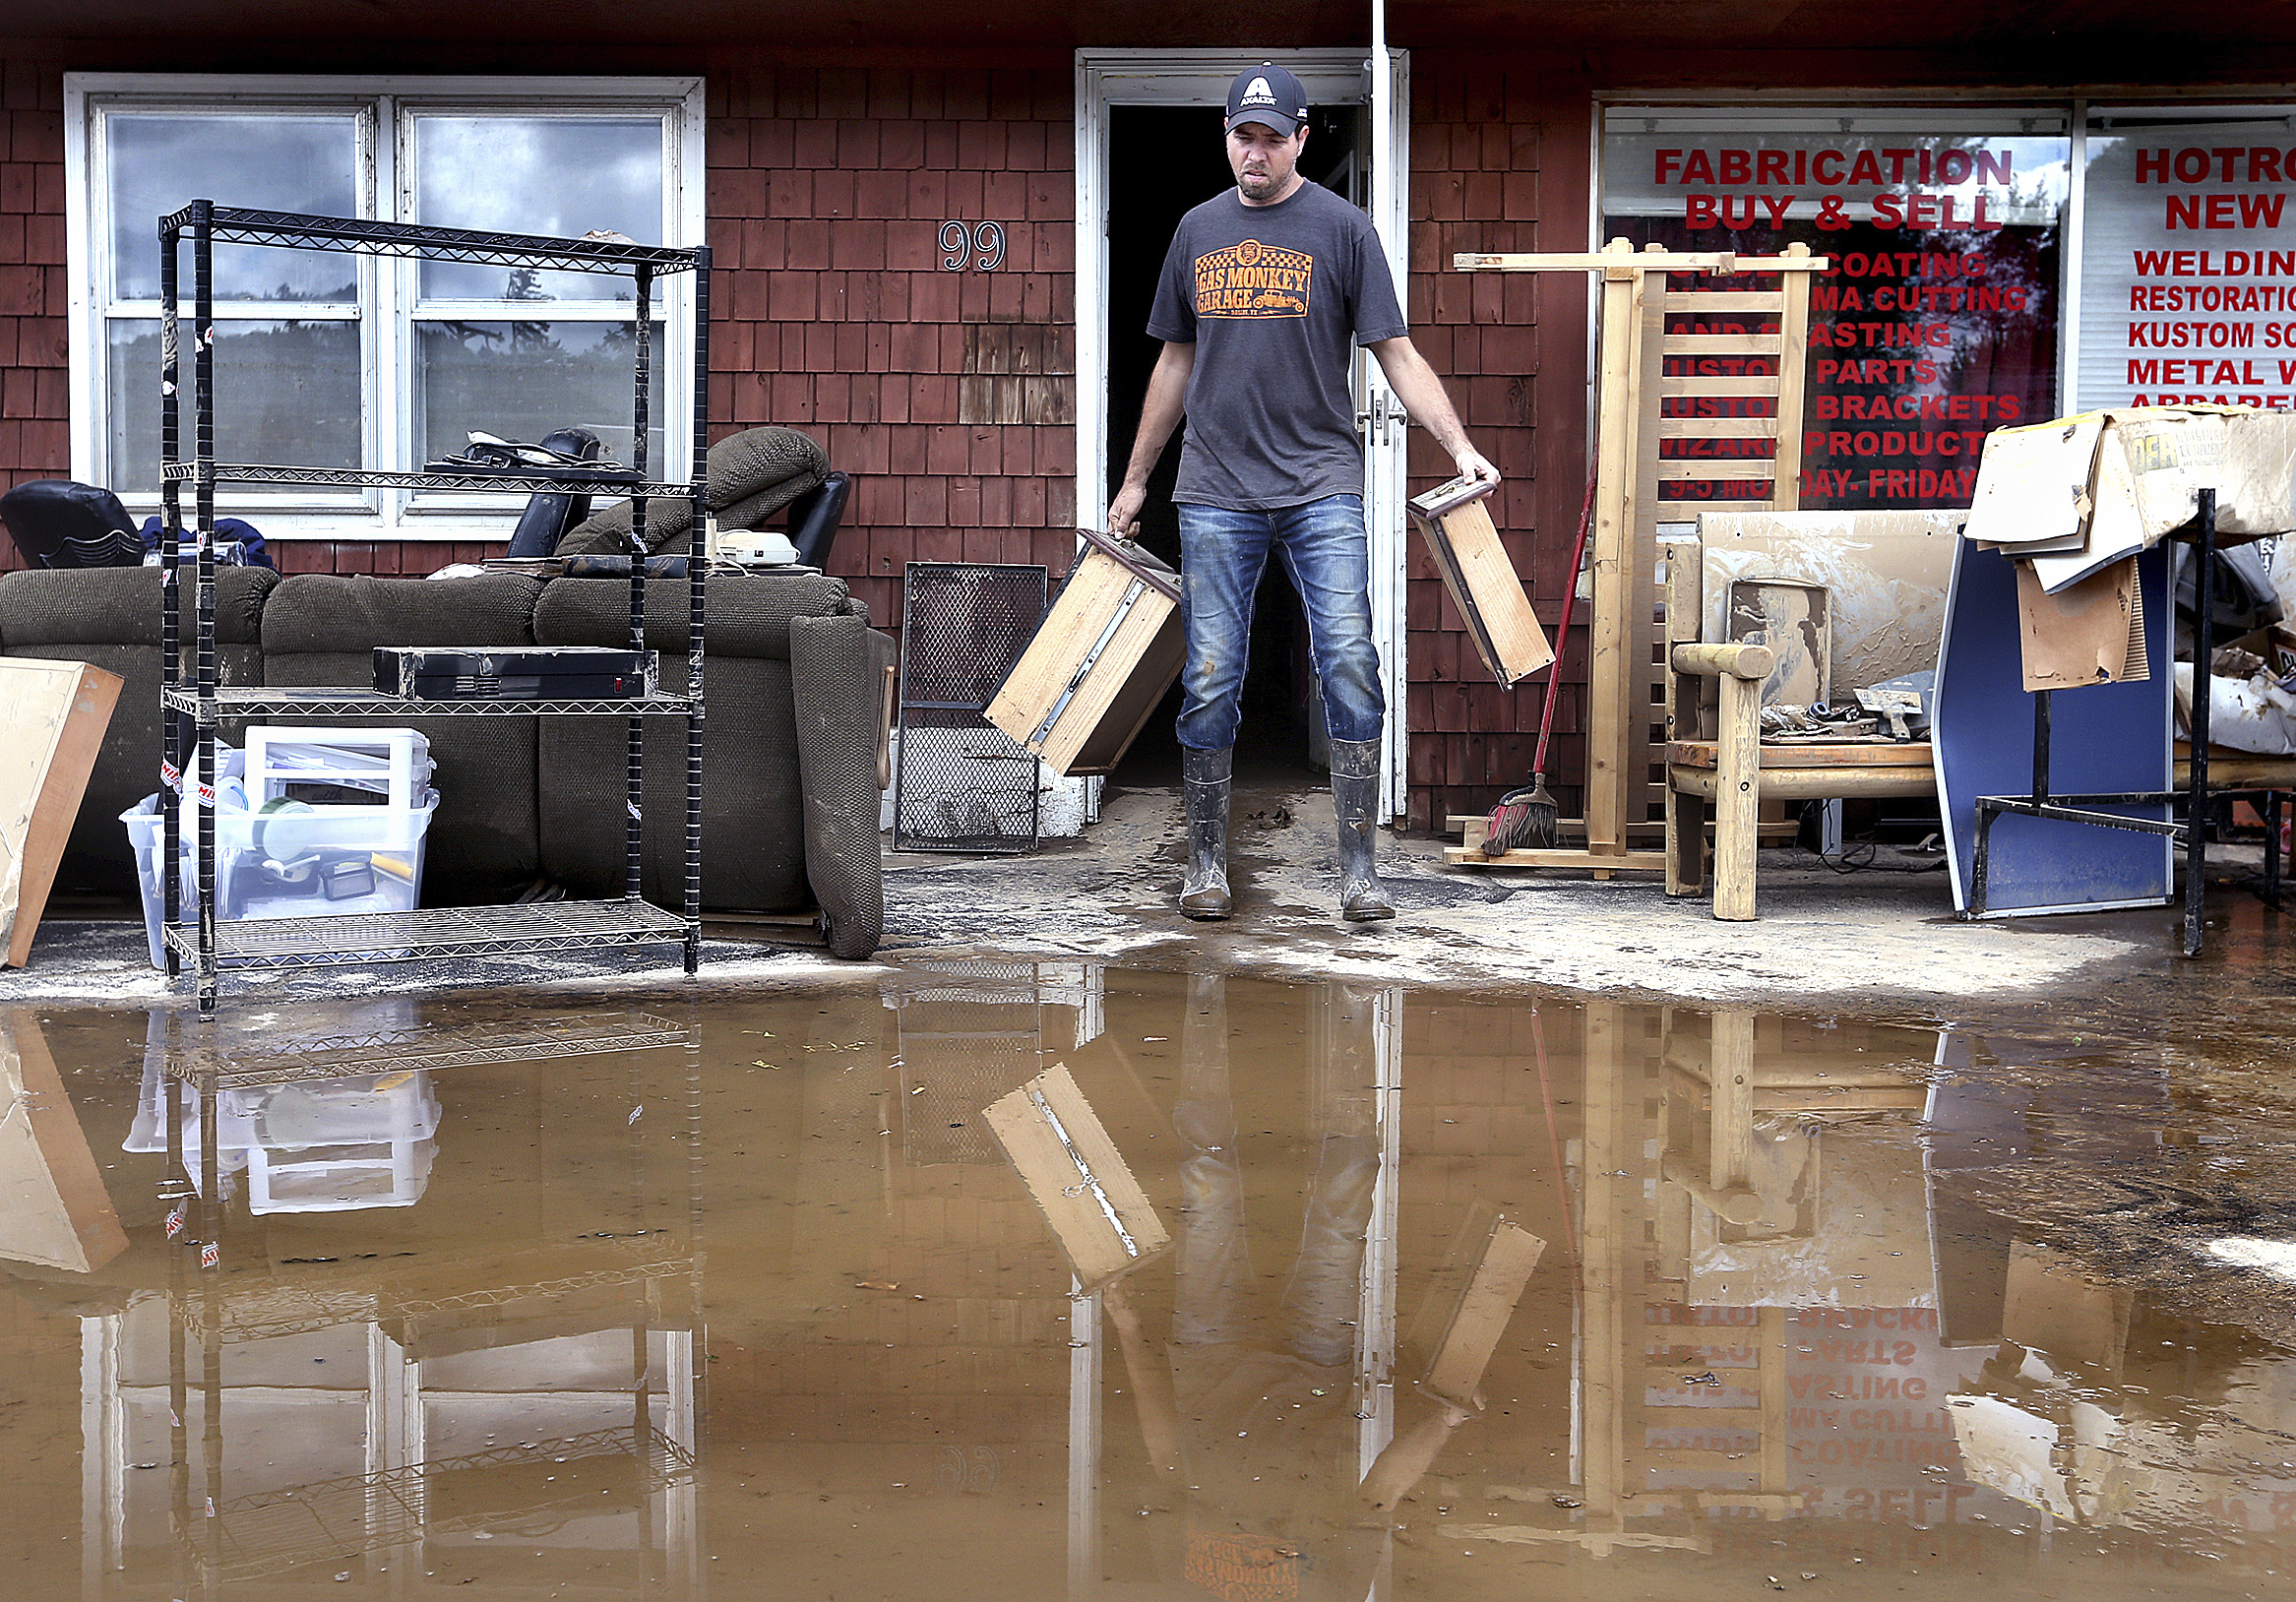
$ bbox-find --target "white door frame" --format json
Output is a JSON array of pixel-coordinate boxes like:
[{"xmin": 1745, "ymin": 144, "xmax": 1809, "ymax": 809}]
[{"xmin": 1075, "ymin": 47, "xmax": 1413, "ymax": 817}]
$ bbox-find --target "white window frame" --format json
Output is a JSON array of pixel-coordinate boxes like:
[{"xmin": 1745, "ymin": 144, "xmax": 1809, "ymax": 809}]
[{"xmin": 65, "ymin": 74, "xmax": 706, "ymax": 541}]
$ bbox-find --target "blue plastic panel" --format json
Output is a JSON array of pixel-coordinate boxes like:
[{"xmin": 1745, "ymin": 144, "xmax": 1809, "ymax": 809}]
[{"xmin": 1933, "ymin": 540, "xmax": 2173, "ymax": 915}]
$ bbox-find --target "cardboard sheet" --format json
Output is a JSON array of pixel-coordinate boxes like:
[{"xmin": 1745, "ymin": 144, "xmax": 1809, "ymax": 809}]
[
  {"xmin": 1971, "ymin": 406, "xmax": 2296, "ymax": 598},
  {"xmin": 1962, "ymin": 414, "xmax": 2104, "ymax": 549},
  {"xmin": 2028, "ymin": 425, "xmax": 2149, "ymax": 593},
  {"xmin": 2015, "ymin": 555, "xmax": 2148, "ymax": 691}
]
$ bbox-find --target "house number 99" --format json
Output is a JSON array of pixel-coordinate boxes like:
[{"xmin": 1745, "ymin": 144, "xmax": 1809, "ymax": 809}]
[{"xmin": 940, "ymin": 220, "xmax": 1006, "ymax": 272}]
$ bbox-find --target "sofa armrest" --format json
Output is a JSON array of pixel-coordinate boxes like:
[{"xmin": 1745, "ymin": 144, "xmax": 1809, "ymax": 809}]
[{"xmin": 790, "ymin": 612, "xmax": 893, "ymax": 959}]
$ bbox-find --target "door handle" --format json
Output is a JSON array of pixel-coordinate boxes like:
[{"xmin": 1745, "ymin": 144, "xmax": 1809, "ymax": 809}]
[{"xmin": 1355, "ymin": 387, "xmax": 1408, "ymax": 447}]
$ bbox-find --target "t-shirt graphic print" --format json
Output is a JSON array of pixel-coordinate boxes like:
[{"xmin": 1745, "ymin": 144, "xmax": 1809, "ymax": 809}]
[
  {"xmin": 1147, "ymin": 181, "xmax": 1407, "ymax": 510},
  {"xmin": 1194, "ymin": 238, "xmax": 1313, "ymax": 319}
]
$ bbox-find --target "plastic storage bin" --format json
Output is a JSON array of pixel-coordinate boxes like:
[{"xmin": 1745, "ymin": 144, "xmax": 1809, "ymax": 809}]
[
  {"xmin": 123, "ymin": 784, "xmax": 439, "ymax": 968},
  {"xmin": 122, "ymin": 1064, "xmax": 441, "ymax": 1213},
  {"xmin": 246, "ymin": 726, "xmax": 432, "ymax": 810}
]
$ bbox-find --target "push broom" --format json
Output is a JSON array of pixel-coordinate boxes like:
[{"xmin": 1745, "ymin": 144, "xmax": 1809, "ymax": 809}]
[{"xmin": 1483, "ymin": 463, "xmax": 1597, "ymax": 856}]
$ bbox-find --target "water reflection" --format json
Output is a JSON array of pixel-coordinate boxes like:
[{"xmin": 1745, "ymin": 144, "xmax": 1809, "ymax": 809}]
[{"xmin": 3, "ymin": 975, "xmax": 2294, "ymax": 1599}]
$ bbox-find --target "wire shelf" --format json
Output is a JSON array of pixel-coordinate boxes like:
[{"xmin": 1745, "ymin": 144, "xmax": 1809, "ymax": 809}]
[
  {"xmin": 170, "ymin": 1237, "xmax": 693, "ymax": 1340},
  {"xmin": 155, "ymin": 461, "xmax": 687, "ymax": 496},
  {"xmin": 186, "ymin": 1426, "xmax": 697, "ymax": 1583},
  {"xmin": 161, "ymin": 686, "xmax": 695, "ymax": 717},
  {"xmin": 164, "ymin": 1011, "xmax": 689, "ymax": 1087},
  {"xmin": 157, "ymin": 203, "xmax": 711, "ymax": 1009},
  {"xmin": 161, "ymin": 204, "xmax": 706, "ymax": 276},
  {"xmin": 160, "ymin": 898, "xmax": 693, "ymax": 968}
]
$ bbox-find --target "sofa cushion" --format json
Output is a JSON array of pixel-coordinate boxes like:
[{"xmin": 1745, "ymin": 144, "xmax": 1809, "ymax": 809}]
[
  {"xmin": 0, "ymin": 564, "xmax": 274, "ymax": 648},
  {"xmin": 530, "ymin": 569, "xmax": 857, "ymax": 659},
  {"xmin": 556, "ymin": 426, "xmax": 828, "ymax": 557},
  {"xmin": 531, "ymin": 571, "xmax": 857, "ymax": 908},
  {"xmin": 260, "ymin": 574, "xmax": 544, "ymax": 900}
]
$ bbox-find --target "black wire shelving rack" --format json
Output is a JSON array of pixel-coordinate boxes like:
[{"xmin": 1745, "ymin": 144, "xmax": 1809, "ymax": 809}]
[{"xmin": 155, "ymin": 202, "xmax": 713, "ymax": 1011}]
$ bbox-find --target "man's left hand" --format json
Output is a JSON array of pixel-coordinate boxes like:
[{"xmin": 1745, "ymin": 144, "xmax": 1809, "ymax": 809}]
[{"xmin": 1455, "ymin": 448, "xmax": 1500, "ymax": 488}]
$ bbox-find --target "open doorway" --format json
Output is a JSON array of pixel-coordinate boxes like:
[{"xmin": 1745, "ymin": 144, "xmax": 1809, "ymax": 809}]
[{"xmin": 1101, "ymin": 100, "xmax": 1365, "ymax": 787}]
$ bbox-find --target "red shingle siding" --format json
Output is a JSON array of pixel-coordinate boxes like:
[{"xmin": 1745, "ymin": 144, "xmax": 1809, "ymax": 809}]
[
  {"xmin": 0, "ymin": 57, "xmax": 65, "ymax": 574},
  {"xmin": 710, "ymin": 62, "xmax": 1076, "ymax": 642},
  {"xmin": 1401, "ymin": 59, "xmax": 1590, "ymax": 832}
]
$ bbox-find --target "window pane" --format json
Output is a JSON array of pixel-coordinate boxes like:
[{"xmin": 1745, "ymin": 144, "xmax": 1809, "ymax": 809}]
[
  {"xmin": 107, "ymin": 320, "xmax": 362, "ymax": 492},
  {"xmin": 2076, "ymin": 118, "xmax": 2296, "ymax": 411},
  {"xmin": 106, "ymin": 114, "xmax": 359, "ymax": 302},
  {"xmin": 412, "ymin": 322, "xmax": 664, "ymax": 473},
  {"xmin": 413, "ymin": 117, "xmax": 663, "ymax": 302},
  {"xmin": 1603, "ymin": 118, "xmax": 2070, "ymax": 512}
]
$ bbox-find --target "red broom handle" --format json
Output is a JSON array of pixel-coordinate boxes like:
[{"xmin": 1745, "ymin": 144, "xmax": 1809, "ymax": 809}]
[{"xmin": 1529, "ymin": 468, "xmax": 1597, "ymax": 775}]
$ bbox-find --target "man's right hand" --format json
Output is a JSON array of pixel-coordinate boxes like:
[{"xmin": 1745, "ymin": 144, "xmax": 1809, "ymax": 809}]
[{"xmin": 1107, "ymin": 482, "xmax": 1147, "ymax": 537}]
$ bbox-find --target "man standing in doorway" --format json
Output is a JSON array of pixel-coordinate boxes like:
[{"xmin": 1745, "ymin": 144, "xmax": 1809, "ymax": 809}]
[{"xmin": 1108, "ymin": 63, "xmax": 1499, "ymax": 924}]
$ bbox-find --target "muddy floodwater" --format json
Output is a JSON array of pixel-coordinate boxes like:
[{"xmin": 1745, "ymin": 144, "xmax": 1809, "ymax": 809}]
[{"xmin": 6, "ymin": 964, "xmax": 2296, "ymax": 1601}]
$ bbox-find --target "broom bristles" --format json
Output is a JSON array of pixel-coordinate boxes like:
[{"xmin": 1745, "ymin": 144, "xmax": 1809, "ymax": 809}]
[{"xmin": 1482, "ymin": 774, "xmax": 1558, "ymax": 856}]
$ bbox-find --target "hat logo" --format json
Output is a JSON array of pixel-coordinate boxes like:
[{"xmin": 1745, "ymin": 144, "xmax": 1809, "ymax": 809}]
[{"xmin": 1243, "ymin": 76, "xmax": 1273, "ymax": 105}]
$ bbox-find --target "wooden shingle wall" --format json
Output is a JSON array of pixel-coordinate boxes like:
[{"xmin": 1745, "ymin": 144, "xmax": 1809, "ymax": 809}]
[
  {"xmin": 704, "ymin": 58, "xmax": 1078, "ymax": 641},
  {"xmin": 1400, "ymin": 59, "xmax": 1590, "ymax": 832},
  {"xmin": 0, "ymin": 57, "xmax": 66, "ymax": 573}
]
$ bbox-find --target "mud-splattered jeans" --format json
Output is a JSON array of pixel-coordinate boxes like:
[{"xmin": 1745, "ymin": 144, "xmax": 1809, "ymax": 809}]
[{"xmin": 1174, "ymin": 494, "xmax": 1385, "ymax": 752}]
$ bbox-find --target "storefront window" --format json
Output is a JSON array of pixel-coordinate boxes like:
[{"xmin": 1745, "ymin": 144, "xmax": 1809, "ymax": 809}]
[
  {"xmin": 2077, "ymin": 111, "xmax": 2296, "ymax": 412},
  {"xmin": 1603, "ymin": 110, "xmax": 2072, "ymax": 510}
]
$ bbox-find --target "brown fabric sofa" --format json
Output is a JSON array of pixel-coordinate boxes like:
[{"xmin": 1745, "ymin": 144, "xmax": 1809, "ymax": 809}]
[{"xmin": 0, "ymin": 566, "xmax": 891, "ymax": 957}]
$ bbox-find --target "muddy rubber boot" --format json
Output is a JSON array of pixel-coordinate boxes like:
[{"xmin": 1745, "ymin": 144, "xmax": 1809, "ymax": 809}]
[
  {"xmin": 1328, "ymin": 737, "xmax": 1396, "ymax": 922},
  {"xmin": 1179, "ymin": 744, "xmax": 1234, "ymax": 920}
]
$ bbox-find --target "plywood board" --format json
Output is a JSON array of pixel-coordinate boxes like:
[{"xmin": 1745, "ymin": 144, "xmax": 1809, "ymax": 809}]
[
  {"xmin": 1420, "ymin": 1219, "xmax": 1546, "ymax": 1406},
  {"xmin": 1933, "ymin": 540, "xmax": 2174, "ymax": 915},
  {"xmin": 1408, "ymin": 491, "xmax": 1554, "ymax": 687},
  {"xmin": 0, "ymin": 1008, "xmax": 129, "ymax": 1273},
  {"xmin": 1699, "ymin": 512, "xmax": 1959, "ymax": 696},
  {"xmin": 0, "ymin": 659, "xmax": 124, "ymax": 967},
  {"xmin": 985, "ymin": 1061, "xmax": 1169, "ymax": 1294}
]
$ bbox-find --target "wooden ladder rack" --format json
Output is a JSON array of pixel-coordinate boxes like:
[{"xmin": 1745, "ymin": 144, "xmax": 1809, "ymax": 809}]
[{"xmin": 1446, "ymin": 239, "xmax": 1828, "ymax": 875}]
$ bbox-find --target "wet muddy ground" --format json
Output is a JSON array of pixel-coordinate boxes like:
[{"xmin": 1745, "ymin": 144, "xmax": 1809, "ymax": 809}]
[{"xmin": 7, "ymin": 947, "xmax": 2296, "ymax": 1600}]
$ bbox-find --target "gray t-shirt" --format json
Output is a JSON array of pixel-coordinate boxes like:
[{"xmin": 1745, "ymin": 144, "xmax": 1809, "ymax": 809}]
[{"xmin": 1147, "ymin": 180, "xmax": 1407, "ymax": 511}]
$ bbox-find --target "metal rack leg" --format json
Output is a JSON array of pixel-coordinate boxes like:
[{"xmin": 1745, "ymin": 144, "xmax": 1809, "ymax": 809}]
[
  {"xmin": 2184, "ymin": 489, "xmax": 2217, "ymax": 958},
  {"xmin": 2266, "ymin": 790, "xmax": 2284, "ymax": 906},
  {"xmin": 1971, "ymin": 803, "xmax": 1995, "ymax": 917}
]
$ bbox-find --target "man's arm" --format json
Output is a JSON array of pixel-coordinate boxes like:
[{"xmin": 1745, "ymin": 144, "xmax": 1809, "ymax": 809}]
[
  {"xmin": 1365, "ymin": 336, "xmax": 1500, "ymax": 487},
  {"xmin": 1107, "ymin": 339, "xmax": 1196, "ymax": 534}
]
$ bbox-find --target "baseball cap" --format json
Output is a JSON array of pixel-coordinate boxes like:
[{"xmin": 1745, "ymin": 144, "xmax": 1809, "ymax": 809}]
[{"xmin": 1225, "ymin": 64, "xmax": 1309, "ymax": 138}]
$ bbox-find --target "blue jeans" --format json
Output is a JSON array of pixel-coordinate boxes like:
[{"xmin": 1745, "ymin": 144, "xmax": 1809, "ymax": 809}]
[{"xmin": 1175, "ymin": 495, "xmax": 1385, "ymax": 752}]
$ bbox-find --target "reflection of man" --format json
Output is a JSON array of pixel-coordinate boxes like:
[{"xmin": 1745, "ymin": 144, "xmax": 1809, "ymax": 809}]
[
  {"xmin": 1099, "ymin": 974, "xmax": 1470, "ymax": 1600},
  {"xmin": 1107, "ymin": 64, "xmax": 1498, "ymax": 924}
]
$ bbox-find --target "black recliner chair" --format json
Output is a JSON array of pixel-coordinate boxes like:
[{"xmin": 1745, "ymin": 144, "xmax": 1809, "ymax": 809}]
[
  {"xmin": 501, "ymin": 426, "xmax": 605, "ymax": 559},
  {"xmin": 1, "ymin": 480, "xmax": 146, "ymax": 570},
  {"xmin": 784, "ymin": 470, "xmax": 851, "ymax": 569}
]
